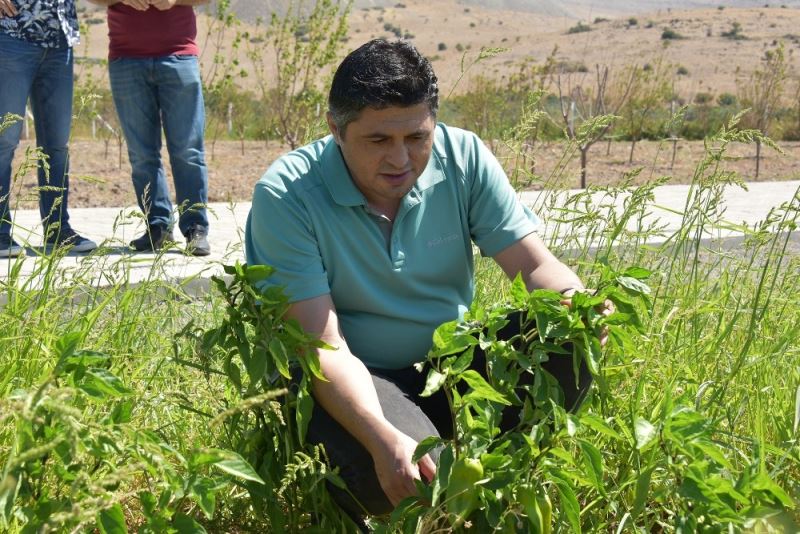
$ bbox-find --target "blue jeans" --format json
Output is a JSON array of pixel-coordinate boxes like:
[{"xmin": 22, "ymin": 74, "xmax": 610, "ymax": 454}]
[
  {"xmin": 109, "ymin": 55, "xmax": 208, "ymax": 235},
  {"xmin": 0, "ymin": 32, "xmax": 74, "ymax": 237}
]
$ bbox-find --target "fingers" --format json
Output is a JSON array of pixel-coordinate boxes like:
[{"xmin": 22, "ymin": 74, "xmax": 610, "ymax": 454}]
[
  {"xmin": 0, "ymin": 0, "xmax": 18, "ymax": 17},
  {"xmin": 418, "ymin": 453, "xmax": 437, "ymax": 483},
  {"xmin": 121, "ymin": 0, "xmax": 149, "ymax": 10}
]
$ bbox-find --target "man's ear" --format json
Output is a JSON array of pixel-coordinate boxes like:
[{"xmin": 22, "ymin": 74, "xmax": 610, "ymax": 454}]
[{"xmin": 326, "ymin": 112, "xmax": 341, "ymax": 144}]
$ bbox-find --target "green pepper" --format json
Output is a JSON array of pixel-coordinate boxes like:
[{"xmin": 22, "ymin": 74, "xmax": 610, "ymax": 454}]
[
  {"xmin": 446, "ymin": 457, "xmax": 484, "ymax": 527},
  {"xmin": 519, "ymin": 482, "xmax": 552, "ymax": 534}
]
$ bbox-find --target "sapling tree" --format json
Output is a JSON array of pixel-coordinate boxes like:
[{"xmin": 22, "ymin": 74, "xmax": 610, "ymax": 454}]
[
  {"xmin": 737, "ymin": 43, "xmax": 788, "ymax": 178},
  {"xmin": 619, "ymin": 57, "xmax": 673, "ymax": 163},
  {"xmin": 199, "ymin": 0, "xmax": 245, "ymax": 159},
  {"xmin": 244, "ymin": 0, "xmax": 351, "ymax": 149},
  {"xmin": 553, "ymin": 63, "xmax": 636, "ymax": 188}
]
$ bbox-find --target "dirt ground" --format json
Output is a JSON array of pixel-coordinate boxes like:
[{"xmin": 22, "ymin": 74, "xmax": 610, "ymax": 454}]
[{"xmin": 7, "ymin": 137, "xmax": 800, "ymax": 209}]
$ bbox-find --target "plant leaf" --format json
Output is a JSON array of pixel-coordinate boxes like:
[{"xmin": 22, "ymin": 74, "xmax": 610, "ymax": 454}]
[
  {"xmin": 213, "ymin": 451, "xmax": 265, "ymax": 484},
  {"xmin": 420, "ymin": 369, "xmax": 447, "ymax": 397},
  {"xmin": 97, "ymin": 503, "xmax": 127, "ymax": 534},
  {"xmin": 578, "ymin": 439, "xmax": 605, "ymax": 493},
  {"xmin": 460, "ymin": 370, "xmax": 511, "ymax": 405},
  {"xmin": 634, "ymin": 417, "xmax": 657, "ymax": 450},
  {"xmin": 172, "ymin": 512, "xmax": 207, "ymax": 534}
]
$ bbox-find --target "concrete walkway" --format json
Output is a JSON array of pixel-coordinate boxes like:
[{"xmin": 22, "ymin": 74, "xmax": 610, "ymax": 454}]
[{"xmin": 1, "ymin": 180, "xmax": 798, "ymax": 290}]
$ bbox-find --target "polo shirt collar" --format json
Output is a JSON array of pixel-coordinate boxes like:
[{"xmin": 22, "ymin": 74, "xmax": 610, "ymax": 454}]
[{"xmin": 321, "ymin": 135, "xmax": 446, "ymax": 208}]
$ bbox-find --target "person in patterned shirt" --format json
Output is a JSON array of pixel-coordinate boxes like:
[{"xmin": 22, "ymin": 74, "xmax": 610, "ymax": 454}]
[{"xmin": 0, "ymin": 0, "xmax": 97, "ymax": 257}]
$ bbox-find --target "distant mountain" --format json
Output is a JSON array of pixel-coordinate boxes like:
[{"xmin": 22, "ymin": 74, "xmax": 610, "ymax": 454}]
[{"xmin": 209, "ymin": 0, "xmax": 800, "ymax": 22}]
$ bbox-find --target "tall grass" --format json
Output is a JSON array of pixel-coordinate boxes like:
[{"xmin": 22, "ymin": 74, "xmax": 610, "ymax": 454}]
[{"xmin": 1, "ymin": 108, "xmax": 798, "ymax": 532}]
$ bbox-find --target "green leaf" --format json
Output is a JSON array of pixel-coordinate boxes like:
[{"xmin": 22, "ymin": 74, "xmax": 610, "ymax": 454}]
[
  {"xmin": 634, "ymin": 417, "xmax": 657, "ymax": 450},
  {"xmin": 269, "ymin": 339, "xmax": 289, "ymax": 379},
  {"xmin": 752, "ymin": 471, "xmax": 794, "ymax": 508},
  {"xmin": 97, "ymin": 503, "xmax": 127, "ymax": 534},
  {"xmin": 172, "ymin": 513, "xmax": 207, "ymax": 534},
  {"xmin": 623, "ymin": 266, "xmax": 652, "ymax": 279},
  {"xmin": 551, "ymin": 475, "xmax": 581, "ymax": 533},
  {"xmin": 460, "ymin": 370, "xmax": 511, "ymax": 405},
  {"xmin": 412, "ymin": 436, "xmax": 442, "ymax": 463},
  {"xmin": 632, "ymin": 466, "xmax": 653, "ymax": 518},
  {"xmin": 509, "ymin": 272, "xmax": 529, "ymax": 306},
  {"xmin": 616, "ymin": 276, "xmax": 651, "ymax": 295},
  {"xmin": 580, "ymin": 414, "xmax": 623, "ymax": 441},
  {"xmin": 79, "ymin": 369, "xmax": 133, "ymax": 399},
  {"xmin": 431, "ymin": 445, "xmax": 454, "ymax": 509},
  {"xmin": 110, "ymin": 400, "xmax": 134, "ymax": 425},
  {"xmin": 53, "ymin": 331, "xmax": 83, "ymax": 373},
  {"xmin": 296, "ymin": 376, "xmax": 313, "ymax": 444},
  {"xmin": 431, "ymin": 321, "xmax": 477, "ymax": 356},
  {"xmin": 247, "ymin": 345, "xmax": 268, "ymax": 384},
  {"xmin": 244, "ymin": 263, "xmax": 274, "ymax": 284},
  {"xmin": 213, "ymin": 451, "xmax": 265, "ymax": 484},
  {"xmin": 190, "ymin": 477, "xmax": 218, "ymax": 519},
  {"xmin": 578, "ymin": 439, "xmax": 605, "ymax": 493},
  {"xmin": 0, "ymin": 473, "xmax": 21, "ymax": 526},
  {"xmin": 420, "ymin": 369, "xmax": 447, "ymax": 397}
]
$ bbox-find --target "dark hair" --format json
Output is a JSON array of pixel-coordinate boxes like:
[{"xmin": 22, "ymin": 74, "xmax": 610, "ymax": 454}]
[{"xmin": 328, "ymin": 39, "xmax": 439, "ymax": 135}]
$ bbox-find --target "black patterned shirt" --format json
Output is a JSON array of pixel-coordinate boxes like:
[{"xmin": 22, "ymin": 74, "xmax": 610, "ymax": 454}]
[{"xmin": 0, "ymin": 0, "xmax": 79, "ymax": 48}]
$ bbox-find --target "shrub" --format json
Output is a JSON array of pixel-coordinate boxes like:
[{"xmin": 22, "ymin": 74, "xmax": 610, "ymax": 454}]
[
  {"xmin": 676, "ymin": 65, "xmax": 689, "ymax": 75},
  {"xmin": 693, "ymin": 91, "xmax": 713, "ymax": 105},
  {"xmin": 721, "ymin": 21, "xmax": 747, "ymax": 40},
  {"xmin": 438, "ymin": 42, "xmax": 447, "ymax": 51},
  {"xmin": 594, "ymin": 17, "xmax": 609, "ymax": 23},
  {"xmin": 567, "ymin": 22, "xmax": 591, "ymax": 34},
  {"xmin": 717, "ymin": 92, "xmax": 737, "ymax": 106},
  {"xmin": 628, "ymin": 17, "xmax": 638, "ymax": 26},
  {"xmin": 661, "ymin": 28, "xmax": 684, "ymax": 40}
]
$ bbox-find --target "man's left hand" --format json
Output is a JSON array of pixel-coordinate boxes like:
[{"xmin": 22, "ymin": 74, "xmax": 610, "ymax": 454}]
[
  {"xmin": 560, "ymin": 289, "xmax": 614, "ymax": 347},
  {"xmin": 149, "ymin": 0, "xmax": 177, "ymax": 10}
]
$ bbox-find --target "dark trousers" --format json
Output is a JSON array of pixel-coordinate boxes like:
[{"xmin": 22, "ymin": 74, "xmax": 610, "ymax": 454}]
[{"xmin": 305, "ymin": 312, "xmax": 592, "ymax": 520}]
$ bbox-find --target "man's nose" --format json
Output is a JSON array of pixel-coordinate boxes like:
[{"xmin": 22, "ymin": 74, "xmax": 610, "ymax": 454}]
[{"xmin": 385, "ymin": 140, "xmax": 410, "ymax": 169}]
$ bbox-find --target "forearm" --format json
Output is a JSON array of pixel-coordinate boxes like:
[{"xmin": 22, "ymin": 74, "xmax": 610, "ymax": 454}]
[
  {"xmin": 522, "ymin": 256, "xmax": 585, "ymax": 294},
  {"xmin": 312, "ymin": 349, "xmax": 396, "ymax": 457},
  {"xmin": 495, "ymin": 233, "xmax": 585, "ymax": 294}
]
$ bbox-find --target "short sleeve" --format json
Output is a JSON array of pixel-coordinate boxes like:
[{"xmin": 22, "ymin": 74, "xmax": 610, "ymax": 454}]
[
  {"xmin": 463, "ymin": 132, "xmax": 540, "ymax": 257},
  {"xmin": 245, "ymin": 178, "xmax": 331, "ymax": 303}
]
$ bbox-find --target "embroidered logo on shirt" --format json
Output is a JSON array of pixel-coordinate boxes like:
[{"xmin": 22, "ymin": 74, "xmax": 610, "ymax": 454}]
[{"xmin": 427, "ymin": 233, "xmax": 460, "ymax": 248}]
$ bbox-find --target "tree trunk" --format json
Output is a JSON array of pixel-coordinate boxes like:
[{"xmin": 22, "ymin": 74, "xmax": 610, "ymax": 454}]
[
  {"xmin": 755, "ymin": 138, "xmax": 762, "ymax": 179},
  {"xmin": 580, "ymin": 146, "xmax": 588, "ymax": 188},
  {"xmin": 671, "ymin": 138, "xmax": 678, "ymax": 170},
  {"xmin": 629, "ymin": 139, "xmax": 637, "ymax": 163}
]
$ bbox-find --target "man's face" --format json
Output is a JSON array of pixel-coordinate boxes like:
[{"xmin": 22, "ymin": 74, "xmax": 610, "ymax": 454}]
[{"xmin": 328, "ymin": 103, "xmax": 435, "ymax": 216}]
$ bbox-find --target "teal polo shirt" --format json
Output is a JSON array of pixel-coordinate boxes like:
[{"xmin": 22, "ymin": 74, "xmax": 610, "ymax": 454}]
[{"xmin": 245, "ymin": 123, "xmax": 540, "ymax": 370}]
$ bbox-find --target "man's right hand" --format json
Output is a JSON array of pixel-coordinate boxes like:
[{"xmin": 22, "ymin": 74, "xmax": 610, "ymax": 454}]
[
  {"xmin": 371, "ymin": 426, "xmax": 436, "ymax": 507},
  {"xmin": 120, "ymin": 0, "xmax": 149, "ymax": 10},
  {"xmin": 0, "ymin": 0, "xmax": 17, "ymax": 18}
]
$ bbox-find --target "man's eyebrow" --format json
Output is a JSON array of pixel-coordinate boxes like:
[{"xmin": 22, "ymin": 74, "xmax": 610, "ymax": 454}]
[{"xmin": 362, "ymin": 127, "xmax": 432, "ymax": 139}]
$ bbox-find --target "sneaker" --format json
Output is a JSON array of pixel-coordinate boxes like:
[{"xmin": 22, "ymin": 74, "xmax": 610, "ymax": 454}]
[
  {"xmin": 45, "ymin": 227, "xmax": 97, "ymax": 253},
  {"xmin": 130, "ymin": 225, "xmax": 174, "ymax": 252},
  {"xmin": 184, "ymin": 224, "xmax": 210, "ymax": 257},
  {"xmin": 0, "ymin": 234, "xmax": 24, "ymax": 258}
]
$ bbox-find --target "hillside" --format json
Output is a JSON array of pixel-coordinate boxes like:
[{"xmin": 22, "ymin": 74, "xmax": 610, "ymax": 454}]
[{"xmin": 76, "ymin": 0, "xmax": 800, "ymax": 99}]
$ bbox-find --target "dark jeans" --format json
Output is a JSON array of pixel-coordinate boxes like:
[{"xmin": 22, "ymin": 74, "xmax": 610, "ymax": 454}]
[
  {"xmin": 304, "ymin": 311, "xmax": 592, "ymax": 520},
  {"xmin": 0, "ymin": 33, "xmax": 74, "ymax": 237},
  {"xmin": 109, "ymin": 55, "xmax": 208, "ymax": 235}
]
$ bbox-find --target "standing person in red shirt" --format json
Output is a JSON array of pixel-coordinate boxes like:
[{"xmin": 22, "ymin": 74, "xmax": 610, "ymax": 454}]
[{"xmin": 89, "ymin": 0, "xmax": 211, "ymax": 256}]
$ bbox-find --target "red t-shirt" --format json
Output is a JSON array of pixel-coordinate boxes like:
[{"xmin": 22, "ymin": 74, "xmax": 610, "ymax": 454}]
[{"xmin": 107, "ymin": 4, "xmax": 199, "ymax": 59}]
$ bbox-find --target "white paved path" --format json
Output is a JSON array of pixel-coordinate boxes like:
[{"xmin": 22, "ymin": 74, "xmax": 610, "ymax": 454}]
[{"xmin": 1, "ymin": 181, "xmax": 798, "ymax": 290}]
